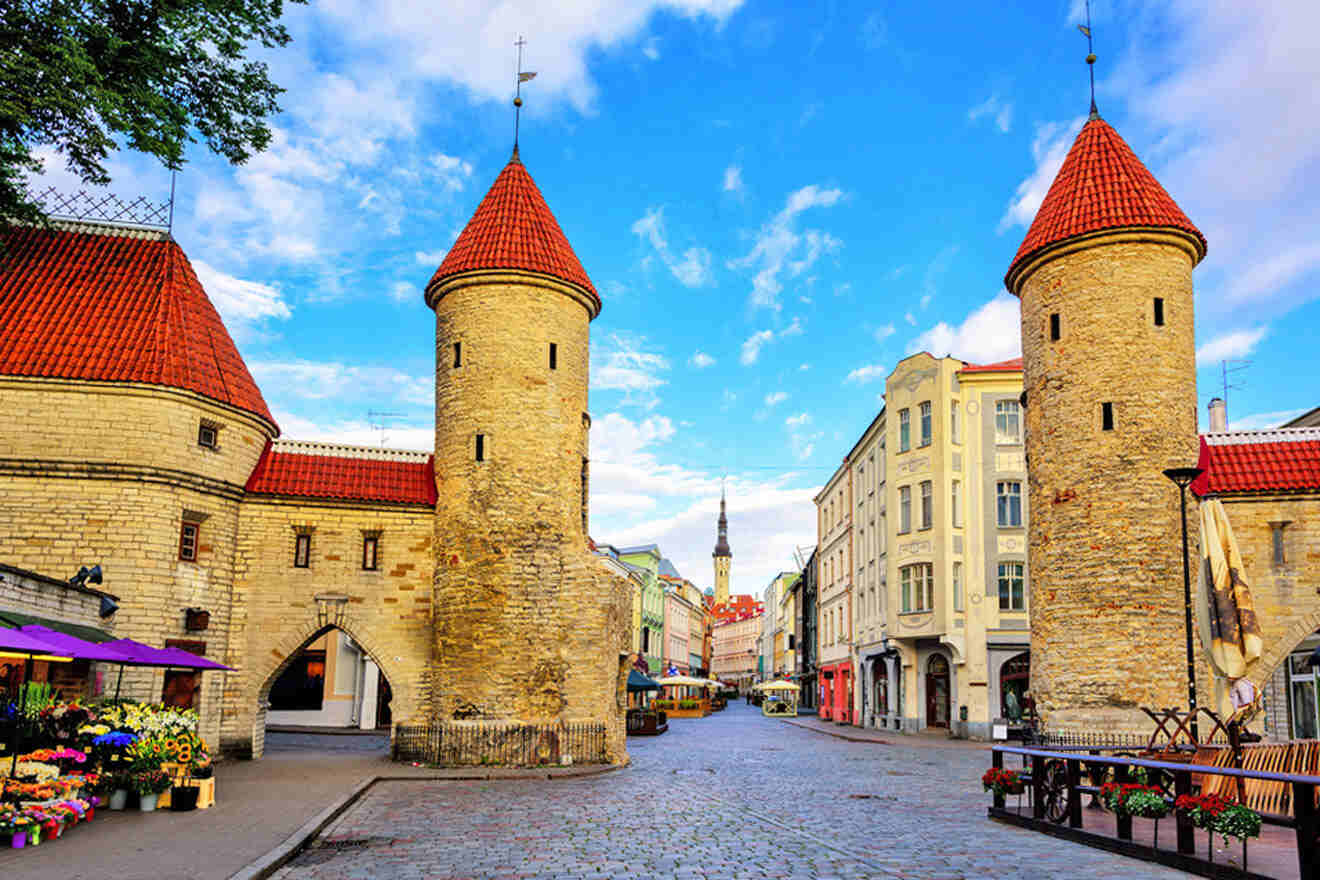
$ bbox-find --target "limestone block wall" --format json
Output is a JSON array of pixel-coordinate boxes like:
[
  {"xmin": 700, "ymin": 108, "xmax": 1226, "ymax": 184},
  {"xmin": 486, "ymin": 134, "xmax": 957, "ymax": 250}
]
[
  {"xmin": 224, "ymin": 498, "xmax": 435, "ymax": 758},
  {"xmin": 1018, "ymin": 236, "xmax": 1200, "ymax": 732},
  {"xmin": 429, "ymin": 273, "xmax": 629, "ymax": 763},
  {"xmin": 0, "ymin": 380, "xmax": 272, "ymax": 749}
]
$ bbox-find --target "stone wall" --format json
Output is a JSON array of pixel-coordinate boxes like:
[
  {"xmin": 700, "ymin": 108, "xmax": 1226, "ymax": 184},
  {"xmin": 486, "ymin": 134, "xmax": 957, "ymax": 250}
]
[
  {"xmin": 1017, "ymin": 235, "xmax": 1200, "ymax": 733},
  {"xmin": 429, "ymin": 272, "xmax": 630, "ymax": 764},
  {"xmin": 222, "ymin": 497, "xmax": 436, "ymax": 758}
]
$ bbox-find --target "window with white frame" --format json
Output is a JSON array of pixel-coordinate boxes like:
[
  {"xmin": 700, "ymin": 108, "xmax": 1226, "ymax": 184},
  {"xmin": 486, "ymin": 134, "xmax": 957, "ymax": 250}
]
[
  {"xmin": 997, "ymin": 481, "xmax": 1023, "ymax": 527},
  {"xmin": 995, "ymin": 400, "xmax": 1021, "ymax": 444},
  {"xmin": 900, "ymin": 563, "xmax": 933, "ymax": 612},
  {"xmin": 953, "ymin": 561, "xmax": 963, "ymax": 611},
  {"xmin": 920, "ymin": 480, "xmax": 933, "ymax": 530},
  {"xmin": 950, "ymin": 400, "xmax": 960, "ymax": 444},
  {"xmin": 899, "ymin": 409, "xmax": 911, "ymax": 452},
  {"xmin": 951, "ymin": 480, "xmax": 962, "ymax": 528},
  {"xmin": 919, "ymin": 401, "xmax": 932, "ymax": 447},
  {"xmin": 998, "ymin": 561, "xmax": 1025, "ymax": 611},
  {"xmin": 899, "ymin": 486, "xmax": 912, "ymax": 533}
]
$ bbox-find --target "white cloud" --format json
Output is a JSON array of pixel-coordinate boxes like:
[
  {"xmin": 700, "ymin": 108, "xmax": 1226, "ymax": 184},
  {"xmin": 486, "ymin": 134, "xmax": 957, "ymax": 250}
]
[
  {"xmin": 764, "ymin": 391, "xmax": 788, "ymax": 407},
  {"xmin": 874, "ymin": 323, "xmax": 896, "ymax": 342},
  {"xmin": 780, "ymin": 317, "xmax": 805, "ymax": 337},
  {"xmin": 968, "ymin": 94, "xmax": 1014, "ymax": 133},
  {"xmin": 799, "ymin": 363, "xmax": 811, "ymax": 371},
  {"xmin": 632, "ymin": 206, "xmax": 714, "ymax": 287},
  {"xmin": 642, "ymin": 37, "xmax": 661, "ymax": 61},
  {"xmin": 591, "ymin": 333, "xmax": 670, "ymax": 408},
  {"xmin": 845, "ymin": 364, "xmax": 888, "ymax": 385},
  {"xmin": 908, "ymin": 293, "xmax": 1022, "ymax": 364},
  {"xmin": 415, "ymin": 249, "xmax": 448, "ymax": 266},
  {"xmin": 192, "ymin": 261, "xmax": 292, "ymax": 341},
  {"xmin": 1196, "ymin": 327, "xmax": 1268, "ymax": 367},
  {"xmin": 730, "ymin": 184, "xmax": 844, "ymax": 310},
  {"xmin": 388, "ymin": 281, "xmax": 415, "ymax": 303},
  {"xmin": 739, "ymin": 329, "xmax": 775, "ymax": 365},
  {"xmin": 431, "ymin": 153, "xmax": 474, "ymax": 191},
  {"xmin": 252, "ymin": 359, "xmax": 433, "ymax": 407},
  {"xmin": 689, "ymin": 351, "xmax": 716, "ymax": 368},
  {"xmin": 785, "ymin": 412, "xmax": 811, "ymax": 428},
  {"xmin": 723, "ymin": 164, "xmax": 744, "ymax": 194},
  {"xmin": 272, "ymin": 410, "xmax": 433, "ymax": 450},
  {"xmin": 999, "ymin": 116, "xmax": 1087, "ymax": 232},
  {"xmin": 905, "ymin": 312, "xmax": 916, "ymax": 326},
  {"xmin": 1224, "ymin": 244, "xmax": 1320, "ymax": 304}
]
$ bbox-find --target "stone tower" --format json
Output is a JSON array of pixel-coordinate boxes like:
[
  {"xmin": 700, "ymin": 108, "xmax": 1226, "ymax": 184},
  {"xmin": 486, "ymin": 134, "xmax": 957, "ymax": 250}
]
[
  {"xmin": 426, "ymin": 147, "xmax": 630, "ymax": 762},
  {"xmin": 713, "ymin": 486, "xmax": 732, "ymax": 605},
  {"xmin": 1005, "ymin": 112, "xmax": 1206, "ymax": 733}
]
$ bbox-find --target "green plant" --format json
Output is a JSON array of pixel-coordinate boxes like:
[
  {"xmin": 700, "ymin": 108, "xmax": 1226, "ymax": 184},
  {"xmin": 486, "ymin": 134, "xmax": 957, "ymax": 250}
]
[
  {"xmin": 133, "ymin": 768, "xmax": 171, "ymax": 796},
  {"xmin": 677, "ymin": 699, "xmax": 700, "ymax": 709}
]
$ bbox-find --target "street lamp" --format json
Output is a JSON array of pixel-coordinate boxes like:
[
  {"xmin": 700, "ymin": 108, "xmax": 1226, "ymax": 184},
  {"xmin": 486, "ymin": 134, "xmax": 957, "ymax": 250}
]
[{"xmin": 1163, "ymin": 465, "xmax": 1205, "ymax": 743}]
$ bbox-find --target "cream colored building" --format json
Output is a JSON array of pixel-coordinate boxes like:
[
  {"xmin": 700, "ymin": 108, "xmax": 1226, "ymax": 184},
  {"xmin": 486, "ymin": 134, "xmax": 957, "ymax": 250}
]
[
  {"xmin": 815, "ymin": 460, "xmax": 854, "ymax": 721},
  {"xmin": 712, "ymin": 608, "xmax": 761, "ymax": 688},
  {"xmin": 848, "ymin": 411, "xmax": 890, "ymax": 728},
  {"xmin": 772, "ymin": 571, "xmax": 799, "ymax": 679}
]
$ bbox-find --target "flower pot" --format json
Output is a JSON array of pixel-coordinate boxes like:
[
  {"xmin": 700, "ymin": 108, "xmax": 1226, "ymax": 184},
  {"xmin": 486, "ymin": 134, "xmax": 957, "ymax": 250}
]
[
  {"xmin": 109, "ymin": 788, "xmax": 129, "ymax": 810},
  {"xmin": 85, "ymin": 807, "xmax": 94, "ymax": 822},
  {"xmin": 170, "ymin": 786, "xmax": 200, "ymax": 812},
  {"xmin": 1005, "ymin": 781, "xmax": 1025, "ymax": 795},
  {"xmin": 28, "ymin": 826, "xmax": 39, "ymax": 846},
  {"xmin": 10, "ymin": 831, "xmax": 27, "ymax": 849},
  {"xmin": 139, "ymin": 793, "xmax": 159, "ymax": 812}
]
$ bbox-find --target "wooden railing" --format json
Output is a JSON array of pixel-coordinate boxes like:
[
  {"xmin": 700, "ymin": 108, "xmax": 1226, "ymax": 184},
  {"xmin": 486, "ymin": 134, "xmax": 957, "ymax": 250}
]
[{"xmin": 990, "ymin": 745, "xmax": 1320, "ymax": 880}]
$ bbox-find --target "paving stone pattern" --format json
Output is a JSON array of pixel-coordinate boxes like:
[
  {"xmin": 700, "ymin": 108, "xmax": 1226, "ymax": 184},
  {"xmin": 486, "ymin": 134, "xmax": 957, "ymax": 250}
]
[{"xmin": 273, "ymin": 705, "xmax": 1187, "ymax": 880}]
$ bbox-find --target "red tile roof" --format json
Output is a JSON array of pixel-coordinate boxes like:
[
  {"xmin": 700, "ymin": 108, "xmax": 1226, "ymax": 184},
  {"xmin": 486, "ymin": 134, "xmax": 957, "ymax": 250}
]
[
  {"xmin": 1192, "ymin": 429, "xmax": 1320, "ymax": 497},
  {"xmin": 1006, "ymin": 117, "xmax": 1206, "ymax": 291},
  {"xmin": 428, "ymin": 152, "xmax": 598, "ymax": 303},
  {"xmin": 0, "ymin": 222, "xmax": 275, "ymax": 427},
  {"xmin": 245, "ymin": 440, "xmax": 437, "ymax": 505},
  {"xmin": 958, "ymin": 357, "xmax": 1024, "ymax": 375}
]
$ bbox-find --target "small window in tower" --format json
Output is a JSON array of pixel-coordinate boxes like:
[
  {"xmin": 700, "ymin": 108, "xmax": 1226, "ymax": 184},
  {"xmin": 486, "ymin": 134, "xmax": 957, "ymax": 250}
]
[
  {"xmin": 294, "ymin": 533, "xmax": 311, "ymax": 568},
  {"xmin": 362, "ymin": 535, "xmax": 379, "ymax": 571},
  {"xmin": 1049, "ymin": 313, "xmax": 1061, "ymax": 341},
  {"xmin": 453, "ymin": 342, "xmax": 462, "ymax": 368},
  {"xmin": 1102, "ymin": 402, "xmax": 1114, "ymax": 431},
  {"xmin": 475, "ymin": 434, "xmax": 485, "ymax": 461},
  {"xmin": 1154, "ymin": 298, "xmax": 1165, "ymax": 326},
  {"xmin": 549, "ymin": 342, "xmax": 558, "ymax": 370},
  {"xmin": 197, "ymin": 422, "xmax": 218, "ymax": 449},
  {"xmin": 179, "ymin": 522, "xmax": 200, "ymax": 561}
]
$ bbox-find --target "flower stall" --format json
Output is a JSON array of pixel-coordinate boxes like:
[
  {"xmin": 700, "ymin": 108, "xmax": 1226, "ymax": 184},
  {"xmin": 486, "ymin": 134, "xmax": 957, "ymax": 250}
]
[{"xmin": 1, "ymin": 625, "xmax": 229, "ymax": 851}]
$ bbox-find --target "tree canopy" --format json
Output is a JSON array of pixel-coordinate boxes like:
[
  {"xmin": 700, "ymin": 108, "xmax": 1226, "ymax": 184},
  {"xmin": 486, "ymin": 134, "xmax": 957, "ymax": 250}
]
[{"xmin": 0, "ymin": 0, "xmax": 302, "ymax": 226}]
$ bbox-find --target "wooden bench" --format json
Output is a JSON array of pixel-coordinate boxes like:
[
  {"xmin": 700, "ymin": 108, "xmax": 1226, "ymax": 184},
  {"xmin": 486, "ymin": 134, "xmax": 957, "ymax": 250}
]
[{"xmin": 1194, "ymin": 740, "xmax": 1320, "ymax": 817}]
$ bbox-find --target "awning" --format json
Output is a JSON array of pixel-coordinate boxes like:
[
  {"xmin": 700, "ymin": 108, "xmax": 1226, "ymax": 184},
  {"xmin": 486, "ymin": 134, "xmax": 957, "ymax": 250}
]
[
  {"xmin": 627, "ymin": 669, "xmax": 662, "ymax": 692},
  {"xmin": 0, "ymin": 610, "xmax": 115, "ymax": 643},
  {"xmin": 0, "ymin": 627, "xmax": 72, "ymax": 661}
]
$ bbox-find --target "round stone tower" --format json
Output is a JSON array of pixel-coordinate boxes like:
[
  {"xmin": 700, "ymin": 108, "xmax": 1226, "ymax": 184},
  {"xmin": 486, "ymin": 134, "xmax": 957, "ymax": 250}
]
[
  {"xmin": 1005, "ymin": 113, "xmax": 1207, "ymax": 733},
  {"xmin": 425, "ymin": 148, "xmax": 628, "ymax": 763}
]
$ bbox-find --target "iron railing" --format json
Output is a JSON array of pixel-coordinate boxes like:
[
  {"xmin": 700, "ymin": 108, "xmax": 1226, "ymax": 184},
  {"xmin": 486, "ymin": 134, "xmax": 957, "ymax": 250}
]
[
  {"xmin": 26, "ymin": 187, "xmax": 171, "ymax": 229},
  {"xmin": 392, "ymin": 720, "xmax": 608, "ymax": 767}
]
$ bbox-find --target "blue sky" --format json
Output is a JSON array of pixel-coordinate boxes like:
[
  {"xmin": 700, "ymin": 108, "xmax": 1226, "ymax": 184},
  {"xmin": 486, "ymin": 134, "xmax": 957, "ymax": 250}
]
[{"xmin": 36, "ymin": 0, "xmax": 1320, "ymax": 596}]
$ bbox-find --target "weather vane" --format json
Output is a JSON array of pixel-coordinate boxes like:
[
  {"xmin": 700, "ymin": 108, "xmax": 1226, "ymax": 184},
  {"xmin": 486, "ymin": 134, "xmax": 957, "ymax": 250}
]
[
  {"xmin": 513, "ymin": 36, "xmax": 537, "ymax": 156},
  {"xmin": 1078, "ymin": 0, "xmax": 1098, "ymax": 118}
]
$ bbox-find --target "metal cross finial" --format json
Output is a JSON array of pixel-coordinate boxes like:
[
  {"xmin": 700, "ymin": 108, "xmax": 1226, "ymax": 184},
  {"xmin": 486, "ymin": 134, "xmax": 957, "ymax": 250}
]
[
  {"xmin": 1078, "ymin": 0, "xmax": 1098, "ymax": 119},
  {"xmin": 512, "ymin": 36, "xmax": 537, "ymax": 158}
]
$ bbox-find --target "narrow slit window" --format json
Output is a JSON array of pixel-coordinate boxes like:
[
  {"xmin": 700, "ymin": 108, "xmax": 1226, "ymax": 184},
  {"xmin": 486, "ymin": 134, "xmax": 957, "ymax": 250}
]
[
  {"xmin": 362, "ymin": 535, "xmax": 379, "ymax": 571},
  {"xmin": 549, "ymin": 342, "xmax": 558, "ymax": 370},
  {"xmin": 1049, "ymin": 313, "xmax": 1060, "ymax": 341},
  {"xmin": 1102, "ymin": 402, "xmax": 1114, "ymax": 431},
  {"xmin": 1154, "ymin": 298, "xmax": 1165, "ymax": 326},
  {"xmin": 179, "ymin": 522, "xmax": 199, "ymax": 561},
  {"xmin": 475, "ymin": 434, "xmax": 485, "ymax": 461},
  {"xmin": 453, "ymin": 341, "xmax": 462, "ymax": 368},
  {"xmin": 294, "ymin": 533, "xmax": 311, "ymax": 568}
]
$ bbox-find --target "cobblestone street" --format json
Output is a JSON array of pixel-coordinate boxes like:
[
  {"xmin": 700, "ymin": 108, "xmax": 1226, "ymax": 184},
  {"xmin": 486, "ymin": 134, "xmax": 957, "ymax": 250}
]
[{"xmin": 273, "ymin": 705, "xmax": 1187, "ymax": 880}]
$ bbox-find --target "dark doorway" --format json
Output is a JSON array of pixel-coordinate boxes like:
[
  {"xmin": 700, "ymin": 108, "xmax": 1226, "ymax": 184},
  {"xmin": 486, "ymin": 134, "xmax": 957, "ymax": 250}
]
[
  {"xmin": 269, "ymin": 649, "xmax": 326, "ymax": 711},
  {"xmin": 1000, "ymin": 652, "xmax": 1030, "ymax": 721},
  {"xmin": 926, "ymin": 654, "xmax": 950, "ymax": 728},
  {"xmin": 376, "ymin": 676, "xmax": 393, "ymax": 729}
]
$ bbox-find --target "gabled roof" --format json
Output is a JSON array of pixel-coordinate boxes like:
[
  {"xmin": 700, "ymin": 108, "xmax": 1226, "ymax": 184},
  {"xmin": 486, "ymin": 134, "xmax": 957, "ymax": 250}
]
[
  {"xmin": 1192, "ymin": 429, "xmax": 1320, "ymax": 497},
  {"xmin": 245, "ymin": 439, "xmax": 437, "ymax": 505},
  {"xmin": 0, "ymin": 222, "xmax": 275, "ymax": 427},
  {"xmin": 427, "ymin": 152, "xmax": 598, "ymax": 303},
  {"xmin": 958, "ymin": 357, "xmax": 1024, "ymax": 375},
  {"xmin": 1005, "ymin": 117, "xmax": 1206, "ymax": 292}
]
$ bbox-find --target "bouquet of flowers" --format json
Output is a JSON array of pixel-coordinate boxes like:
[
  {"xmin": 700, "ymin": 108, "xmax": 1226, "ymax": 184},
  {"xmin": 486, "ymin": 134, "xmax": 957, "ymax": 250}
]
[
  {"xmin": 0, "ymin": 759, "xmax": 60, "ymax": 782},
  {"xmin": 981, "ymin": 767, "xmax": 1025, "ymax": 796},
  {"xmin": 1175, "ymin": 793, "xmax": 1262, "ymax": 843},
  {"xmin": 1100, "ymin": 782, "xmax": 1170, "ymax": 819},
  {"xmin": 39, "ymin": 702, "xmax": 93, "ymax": 744},
  {"xmin": 133, "ymin": 768, "xmax": 172, "ymax": 796}
]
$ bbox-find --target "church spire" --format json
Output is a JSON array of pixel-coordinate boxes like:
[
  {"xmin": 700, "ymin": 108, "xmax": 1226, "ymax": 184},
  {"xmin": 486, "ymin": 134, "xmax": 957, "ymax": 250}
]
[{"xmin": 713, "ymin": 482, "xmax": 731, "ymax": 559}]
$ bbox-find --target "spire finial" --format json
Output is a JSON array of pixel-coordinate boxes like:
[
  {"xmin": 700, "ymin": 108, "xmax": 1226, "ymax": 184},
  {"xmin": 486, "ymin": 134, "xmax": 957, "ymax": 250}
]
[
  {"xmin": 513, "ymin": 36, "xmax": 537, "ymax": 157},
  {"xmin": 1079, "ymin": 0, "xmax": 1099, "ymax": 119}
]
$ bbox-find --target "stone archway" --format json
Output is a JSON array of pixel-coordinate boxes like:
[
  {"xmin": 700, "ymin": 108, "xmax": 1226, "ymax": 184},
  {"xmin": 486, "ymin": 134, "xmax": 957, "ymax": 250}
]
[{"xmin": 242, "ymin": 605, "xmax": 419, "ymax": 759}]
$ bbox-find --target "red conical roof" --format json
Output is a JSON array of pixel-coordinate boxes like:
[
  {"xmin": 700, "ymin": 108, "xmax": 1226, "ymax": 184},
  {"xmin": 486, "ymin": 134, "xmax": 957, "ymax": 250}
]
[
  {"xmin": 1005, "ymin": 117, "xmax": 1205, "ymax": 292},
  {"xmin": 0, "ymin": 222, "xmax": 276, "ymax": 428},
  {"xmin": 428, "ymin": 152, "xmax": 597, "ymax": 303}
]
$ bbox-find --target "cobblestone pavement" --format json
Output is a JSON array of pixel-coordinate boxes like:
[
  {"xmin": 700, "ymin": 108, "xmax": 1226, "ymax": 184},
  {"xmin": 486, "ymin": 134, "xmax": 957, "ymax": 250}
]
[{"xmin": 273, "ymin": 705, "xmax": 1188, "ymax": 880}]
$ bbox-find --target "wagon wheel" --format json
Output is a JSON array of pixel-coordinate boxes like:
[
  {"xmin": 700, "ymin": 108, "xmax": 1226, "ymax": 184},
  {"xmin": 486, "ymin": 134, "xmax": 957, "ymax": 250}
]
[{"xmin": 1041, "ymin": 760, "xmax": 1070, "ymax": 824}]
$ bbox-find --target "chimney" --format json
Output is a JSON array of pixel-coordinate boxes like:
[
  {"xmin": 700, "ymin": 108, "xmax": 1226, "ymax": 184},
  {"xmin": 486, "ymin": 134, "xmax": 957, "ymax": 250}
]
[{"xmin": 1208, "ymin": 397, "xmax": 1227, "ymax": 432}]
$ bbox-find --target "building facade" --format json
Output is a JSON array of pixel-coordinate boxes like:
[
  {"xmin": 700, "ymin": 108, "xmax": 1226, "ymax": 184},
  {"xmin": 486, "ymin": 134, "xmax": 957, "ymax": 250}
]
[
  {"xmin": 618, "ymin": 545, "xmax": 666, "ymax": 675},
  {"xmin": 848, "ymin": 411, "xmax": 890, "ymax": 729},
  {"xmin": 712, "ymin": 606, "xmax": 762, "ymax": 690},
  {"xmin": 815, "ymin": 460, "xmax": 853, "ymax": 721},
  {"xmin": 0, "ymin": 149, "xmax": 632, "ymax": 764},
  {"xmin": 798, "ymin": 549, "xmax": 819, "ymax": 710}
]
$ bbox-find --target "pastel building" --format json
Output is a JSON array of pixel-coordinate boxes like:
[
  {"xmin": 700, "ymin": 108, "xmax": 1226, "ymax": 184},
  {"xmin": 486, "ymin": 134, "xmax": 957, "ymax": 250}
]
[
  {"xmin": 816, "ymin": 460, "xmax": 854, "ymax": 722},
  {"xmin": 618, "ymin": 545, "xmax": 666, "ymax": 674}
]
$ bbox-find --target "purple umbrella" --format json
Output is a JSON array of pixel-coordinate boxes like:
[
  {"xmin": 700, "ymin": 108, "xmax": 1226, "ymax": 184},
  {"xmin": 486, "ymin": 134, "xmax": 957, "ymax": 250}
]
[
  {"xmin": 0, "ymin": 627, "xmax": 70, "ymax": 658},
  {"xmin": 157, "ymin": 647, "xmax": 231, "ymax": 671},
  {"xmin": 99, "ymin": 638, "xmax": 231, "ymax": 699},
  {"xmin": 17, "ymin": 625, "xmax": 134, "ymax": 663}
]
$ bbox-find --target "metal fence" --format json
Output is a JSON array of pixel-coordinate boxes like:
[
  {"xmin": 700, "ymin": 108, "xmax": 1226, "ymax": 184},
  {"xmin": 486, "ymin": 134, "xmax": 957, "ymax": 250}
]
[
  {"xmin": 392, "ymin": 719, "xmax": 608, "ymax": 767},
  {"xmin": 1030, "ymin": 727, "xmax": 1233, "ymax": 751}
]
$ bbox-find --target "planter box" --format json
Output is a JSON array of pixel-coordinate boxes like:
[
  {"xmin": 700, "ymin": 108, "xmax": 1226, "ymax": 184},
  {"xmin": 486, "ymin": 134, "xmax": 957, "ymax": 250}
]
[
  {"xmin": 665, "ymin": 708, "xmax": 707, "ymax": 718},
  {"xmin": 156, "ymin": 763, "xmax": 216, "ymax": 810}
]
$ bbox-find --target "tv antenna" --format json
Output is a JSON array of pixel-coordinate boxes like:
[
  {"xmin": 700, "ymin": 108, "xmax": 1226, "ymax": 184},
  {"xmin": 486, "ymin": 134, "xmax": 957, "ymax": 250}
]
[
  {"xmin": 366, "ymin": 410, "xmax": 406, "ymax": 447},
  {"xmin": 1219, "ymin": 359, "xmax": 1250, "ymax": 415}
]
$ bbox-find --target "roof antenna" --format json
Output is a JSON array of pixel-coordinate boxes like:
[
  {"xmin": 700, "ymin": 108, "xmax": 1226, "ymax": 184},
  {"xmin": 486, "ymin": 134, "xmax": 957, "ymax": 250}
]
[
  {"xmin": 512, "ymin": 36, "xmax": 537, "ymax": 160},
  {"xmin": 168, "ymin": 168, "xmax": 177, "ymax": 234},
  {"xmin": 1078, "ymin": 0, "xmax": 1099, "ymax": 119}
]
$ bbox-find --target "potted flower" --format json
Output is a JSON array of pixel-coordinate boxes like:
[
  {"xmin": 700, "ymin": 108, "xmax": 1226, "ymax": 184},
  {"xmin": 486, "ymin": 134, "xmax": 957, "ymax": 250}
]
[
  {"xmin": 982, "ymin": 767, "xmax": 1026, "ymax": 797},
  {"xmin": 133, "ymin": 768, "xmax": 171, "ymax": 812},
  {"xmin": 1176, "ymin": 793, "xmax": 1261, "ymax": 850},
  {"xmin": 106, "ymin": 771, "xmax": 133, "ymax": 810}
]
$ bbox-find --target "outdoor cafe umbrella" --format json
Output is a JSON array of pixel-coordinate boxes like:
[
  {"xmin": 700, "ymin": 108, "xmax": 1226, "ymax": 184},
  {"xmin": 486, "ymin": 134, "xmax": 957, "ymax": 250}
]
[
  {"xmin": 754, "ymin": 679, "xmax": 800, "ymax": 692},
  {"xmin": 1195, "ymin": 499, "xmax": 1263, "ymax": 682},
  {"xmin": 97, "ymin": 638, "xmax": 233, "ymax": 699},
  {"xmin": 626, "ymin": 669, "xmax": 662, "ymax": 692}
]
